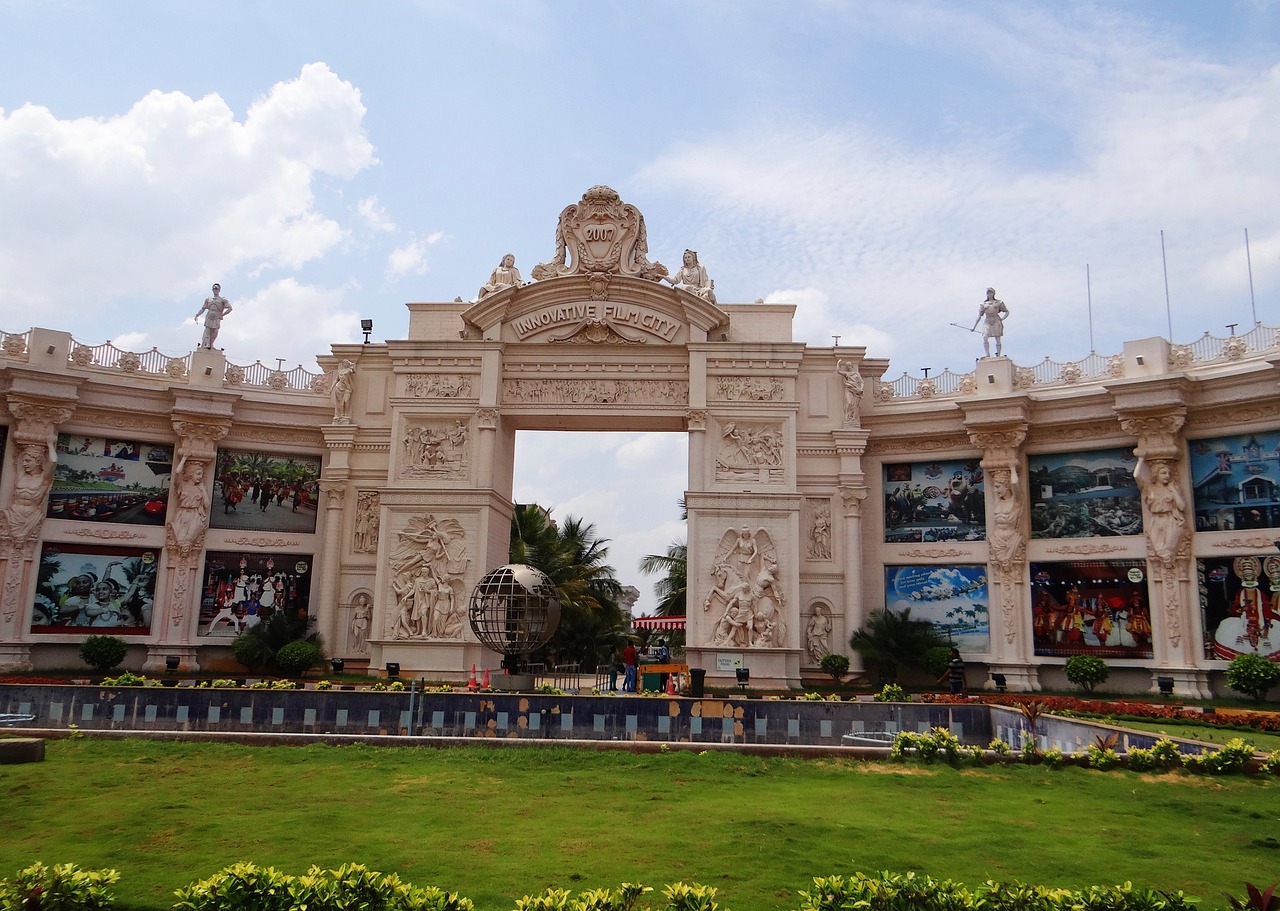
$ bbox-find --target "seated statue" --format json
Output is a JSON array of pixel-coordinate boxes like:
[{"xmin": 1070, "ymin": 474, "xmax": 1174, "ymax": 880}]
[
  {"xmin": 665, "ymin": 249, "xmax": 716, "ymax": 303},
  {"xmin": 478, "ymin": 253, "xmax": 524, "ymax": 299}
]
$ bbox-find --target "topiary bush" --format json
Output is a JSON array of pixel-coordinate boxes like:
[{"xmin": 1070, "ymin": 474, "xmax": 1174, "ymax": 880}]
[
  {"xmin": 819, "ymin": 652, "xmax": 849, "ymax": 681},
  {"xmin": 1064, "ymin": 654, "xmax": 1109, "ymax": 693},
  {"xmin": 1225, "ymin": 653, "xmax": 1280, "ymax": 703},
  {"xmin": 275, "ymin": 640, "xmax": 323, "ymax": 677},
  {"xmin": 78, "ymin": 635, "xmax": 128, "ymax": 673}
]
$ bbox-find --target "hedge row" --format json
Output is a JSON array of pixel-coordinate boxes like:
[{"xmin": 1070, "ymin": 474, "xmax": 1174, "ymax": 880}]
[{"xmin": 3, "ymin": 863, "xmax": 1270, "ymax": 911}]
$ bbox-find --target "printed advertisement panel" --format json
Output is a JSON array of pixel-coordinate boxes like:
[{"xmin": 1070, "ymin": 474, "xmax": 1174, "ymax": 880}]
[
  {"xmin": 883, "ymin": 459, "xmax": 985, "ymax": 543},
  {"xmin": 49, "ymin": 434, "xmax": 173, "ymax": 525},
  {"xmin": 1198, "ymin": 555, "xmax": 1280, "ymax": 662},
  {"xmin": 1189, "ymin": 431, "xmax": 1280, "ymax": 531},
  {"xmin": 1028, "ymin": 448, "xmax": 1141, "ymax": 539},
  {"xmin": 209, "ymin": 449, "xmax": 321, "ymax": 534},
  {"xmin": 1029, "ymin": 560, "xmax": 1153, "ymax": 659},
  {"xmin": 884, "ymin": 564, "xmax": 990, "ymax": 654},
  {"xmin": 198, "ymin": 550, "xmax": 313, "ymax": 638},
  {"xmin": 32, "ymin": 543, "xmax": 159, "ymax": 634}
]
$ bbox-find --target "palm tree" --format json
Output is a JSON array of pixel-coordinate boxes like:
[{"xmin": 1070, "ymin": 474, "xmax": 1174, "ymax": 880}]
[
  {"xmin": 638, "ymin": 541, "xmax": 687, "ymax": 616},
  {"xmin": 849, "ymin": 607, "xmax": 948, "ymax": 683}
]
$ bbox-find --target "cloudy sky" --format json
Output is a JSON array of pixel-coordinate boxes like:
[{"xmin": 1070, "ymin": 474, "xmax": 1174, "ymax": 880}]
[{"xmin": 3, "ymin": 2, "xmax": 1278, "ymax": 613}]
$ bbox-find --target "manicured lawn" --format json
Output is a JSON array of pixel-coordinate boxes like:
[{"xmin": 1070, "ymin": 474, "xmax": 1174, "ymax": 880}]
[
  {"xmin": 2, "ymin": 738, "xmax": 1276, "ymax": 911},
  {"xmin": 1105, "ymin": 717, "xmax": 1280, "ymax": 752}
]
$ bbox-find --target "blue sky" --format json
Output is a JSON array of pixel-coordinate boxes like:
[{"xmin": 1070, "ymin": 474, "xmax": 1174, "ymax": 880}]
[{"xmin": 2, "ymin": 1, "xmax": 1278, "ymax": 612}]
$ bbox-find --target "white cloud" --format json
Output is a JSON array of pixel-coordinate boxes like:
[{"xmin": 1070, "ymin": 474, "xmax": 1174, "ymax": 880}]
[
  {"xmin": 357, "ymin": 196, "xmax": 396, "ymax": 233},
  {"xmin": 386, "ymin": 232, "xmax": 445, "ymax": 282},
  {"xmin": 0, "ymin": 63, "xmax": 376, "ymax": 326}
]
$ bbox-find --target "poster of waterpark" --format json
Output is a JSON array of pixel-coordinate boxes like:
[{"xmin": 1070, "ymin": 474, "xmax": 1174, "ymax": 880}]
[
  {"xmin": 209, "ymin": 448, "xmax": 322, "ymax": 535},
  {"xmin": 1188, "ymin": 430, "xmax": 1280, "ymax": 531},
  {"xmin": 47, "ymin": 433, "xmax": 173, "ymax": 525},
  {"xmin": 1029, "ymin": 560, "xmax": 1153, "ymax": 659},
  {"xmin": 1028, "ymin": 447, "xmax": 1142, "ymax": 539},
  {"xmin": 883, "ymin": 564, "xmax": 990, "ymax": 653},
  {"xmin": 882, "ymin": 459, "xmax": 985, "ymax": 543},
  {"xmin": 31, "ymin": 542, "xmax": 158, "ymax": 634},
  {"xmin": 197, "ymin": 550, "xmax": 314, "ymax": 638},
  {"xmin": 1197, "ymin": 555, "xmax": 1280, "ymax": 662}
]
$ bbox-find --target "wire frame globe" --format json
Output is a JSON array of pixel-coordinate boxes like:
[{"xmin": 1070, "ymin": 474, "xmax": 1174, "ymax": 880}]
[{"xmin": 467, "ymin": 564, "xmax": 562, "ymax": 662}]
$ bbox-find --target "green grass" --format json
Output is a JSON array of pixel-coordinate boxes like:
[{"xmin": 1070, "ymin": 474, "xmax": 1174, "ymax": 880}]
[
  {"xmin": 1101, "ymin": 718, "xmax": 1280, "ymax": 752},
  {"xmin": 2, "ymin": 739, "xmax": 1277, "ymax": 911}
]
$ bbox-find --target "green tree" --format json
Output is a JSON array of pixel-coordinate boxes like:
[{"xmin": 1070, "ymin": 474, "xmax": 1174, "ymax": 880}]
[
  {"xmin": 78, "ymin": 635, "xmax": 128, "ymax": 673},
  {"xmin": 1064, "ymin": 654, "xmax": 1110, "ymax": 693},
  {"xmin": 1225, "ymin": 653, "xmax": 1280, "ymax": 703},
  {"xmin": 638, "ymin": 541, "xmax": 687, "ymax": 616},
  {"xmin": 849, "ymin": 608, "xmax": 947, "ymax": 684},
  {"xmin": 233, "ymin": 611, "xmax": 324, "ymax": 675}
]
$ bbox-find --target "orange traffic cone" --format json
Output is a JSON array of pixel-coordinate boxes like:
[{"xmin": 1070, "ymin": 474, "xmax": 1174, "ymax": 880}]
[
  {"xmin": 467, "ymin": 664, "xmax": 478, "ymax": 690},
  {"xmin": 482, "ymin": 668, "xmax": 491, "ymax": 688}
]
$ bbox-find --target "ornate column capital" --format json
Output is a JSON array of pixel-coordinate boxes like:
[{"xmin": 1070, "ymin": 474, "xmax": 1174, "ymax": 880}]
[
  {"xmin": 967, "ymin": 425, "xmax": 1027, "ymax": 468},
  {"xmin": 686, "ymin": 409, "xmax": 707, "ymax": 432},
  {"xmin": 6, "ymin": 398, "xmax": 76, "ymax": 445},
  {"xmin": 171, "ymin": 418, "xmax": 231, "ymax": 463},
  {"xmin": 1118, "ymin": 410, "xmax": 1186, "ymax": 460}
]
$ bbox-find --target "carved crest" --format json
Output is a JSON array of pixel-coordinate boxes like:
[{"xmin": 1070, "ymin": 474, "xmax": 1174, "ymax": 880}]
[{"xmin": 532, "ymin": 186, "xmax": 669, "ymax": 281}]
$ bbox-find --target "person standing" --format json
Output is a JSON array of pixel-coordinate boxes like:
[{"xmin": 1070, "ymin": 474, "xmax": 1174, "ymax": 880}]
[
  {"xmin": 622, "ymin": 641, "xmax": 639, "ymax": 693},
  {"xmin": 195, "ymin": 283, "xmax": 233, "ymax": 349},
  {"xmin": 938, "ymin": 647, "xmax": 966, "ymax": 695}
]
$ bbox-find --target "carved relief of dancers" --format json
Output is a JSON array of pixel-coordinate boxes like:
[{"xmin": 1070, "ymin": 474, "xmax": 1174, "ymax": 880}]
[
  {"xmin": 388, "ymin": 514, "xmax": 468, "ymax": 641},
  {"xmin": 702, "ymin": 526, "xmax": 787, "ymax": 648},
  {"xmin": 401, "ymin": 419, "xmax": 469, "ymax": 478}
]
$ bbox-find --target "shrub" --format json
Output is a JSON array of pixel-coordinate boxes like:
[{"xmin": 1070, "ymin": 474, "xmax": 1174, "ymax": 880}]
[
  {"xmin": 1183, "ymin": 737, "xmax": 1256, "ymax": 775},
  {"xmin": 873, "ymin": 683, "xmax": 907, "ymax": 702},
  {"xmin": 922, "ymin": 645, "xmax": 953, "ymax": 679},
  {"xmin": 1225, "ymin": 653, "xmax": 1280, "ymax": 703},
  {"xmin": 0, "ymin": 861, "xmax": 119, "ymax": 910},
  {"xmin": 100, "ymin": 671, "xmax": 148, "ymax": 687},
  {"xmin": 77, "ymin": 635, "xmax": 128, "ymax": 673},
  {"xmin": 274, "ymin": 640, "xmax": 323, "ymax": 677},
  {"xmin": 819, "ymin": 652, "xmax": 850, "ymax": 681},
  {"xmin": 1064, "ymin": 655, "xmax": 1109, "ymax": 693}
]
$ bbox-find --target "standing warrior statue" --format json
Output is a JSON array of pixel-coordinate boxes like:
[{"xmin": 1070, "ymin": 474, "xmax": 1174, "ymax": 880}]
[
  {"xmin": 972, "ymin": 287, "xmax": 1008, "ymax": 357},
  {"xmin": 195, "ymin": 283, "xmax": 233, "ymax": 350}
]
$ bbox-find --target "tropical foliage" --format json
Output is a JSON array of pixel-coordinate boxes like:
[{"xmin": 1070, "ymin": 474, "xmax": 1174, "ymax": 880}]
[
  {"xmin": 510, "ymin": 504, "xmax": 626, "ymax": 669},
  {"xmin": 638, "ymin": 541, "xmax": 686, "ymax": 617},
  {"xmin": 232, "ymin": 611, "xmax": 324, "ymax": 675},
  {"xmin": 849, "ymin": 607, "xmax": 948, "ymax": 683}
]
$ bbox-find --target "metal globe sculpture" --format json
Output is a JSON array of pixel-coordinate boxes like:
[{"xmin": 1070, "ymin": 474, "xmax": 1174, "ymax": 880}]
[{"xmin": 468, "ymin": 564, "xmax": 561, "ymax": 673}]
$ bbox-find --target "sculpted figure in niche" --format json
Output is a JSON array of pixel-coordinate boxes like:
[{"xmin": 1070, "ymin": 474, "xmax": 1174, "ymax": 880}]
[
  {"xmin": 836, "ymin": 360, "xmax": 864, "ymax": 426},
  {"xmin": 0, "ymin": 441, "xmax": 55, "ymax": 547},
  {"xmin": 331, "ymin": 359, "xmax": 356, "ymax": 424},
  {"xmin": 806, "ymin": 605, "xmax": 832, "ymax": 664},
  {"xmin": 1135, "ymin": 456, "xmax": 1185, "ymax": 563},
  {"xmin": 350, "ymin": 592, "xmax": 371, "ymax": 653},
  {"xmin": 808, "ymin": 501, "xmax": 832, "ymax": 560},
  {"xmin": 195, "ymin": 283, "xmax": 233, "ymax": 350},
  {"xmin": 972, "ymin": 287, "xmax": 1008, "ymax": 357},
  {"xmin": 478, "ymin": 253, "xmax": 524, "ymax": 299},
  {"xmin": 986, "ymin": 467, "xmax": 1025, "ymax": 569},
  {"xmin": 354, "ymin": 491, "xmax": 380, "ymax": 553},
  {"xmin": 703, "ymin": 527, "xmax": 786, "ymax": 648},
  {"xmin": 664, "ymin": 249, "xmax": 716, "ymax": 303}
]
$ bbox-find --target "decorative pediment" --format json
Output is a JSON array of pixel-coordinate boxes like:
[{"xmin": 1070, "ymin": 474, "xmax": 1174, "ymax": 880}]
[{"xmin": 531, "ymin": 186, "xmax": 669, "ymax": 281}]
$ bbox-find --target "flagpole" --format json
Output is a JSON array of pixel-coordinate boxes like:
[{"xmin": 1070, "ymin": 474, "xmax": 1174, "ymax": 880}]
[
  {"xmin": 1160, "ymin": 230, "xmax": 1172, "ymax": 339},
  {"xmin": 1245, "ymin": 228, "xmax": 1257, "ymax": 325},
  {"xmin": 1086, "ymin": 263, "xmax": 1094, "ymax": 351}
]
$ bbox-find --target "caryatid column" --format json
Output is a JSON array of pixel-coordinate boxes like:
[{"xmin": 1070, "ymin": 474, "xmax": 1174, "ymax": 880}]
[
  {"xmin": 1119, "ymin": 409, "xmax": 1205, "ymax": 695},
  {"xmin": 968, "ymin": 424, "xmax": 1033, "ymax": 689},
  {"xmin": 0, "ymin": 397, "xmax": 75, "ymax": 670},
  {"xmin": 146, "ymin": 417, "xmax": 228, "ymax": 672}
]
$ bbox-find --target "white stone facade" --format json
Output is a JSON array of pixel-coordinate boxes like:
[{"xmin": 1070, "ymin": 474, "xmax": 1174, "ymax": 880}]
[{"xmin": 2, "ymin": 187, "xmax": 1279, "ymax": 698}]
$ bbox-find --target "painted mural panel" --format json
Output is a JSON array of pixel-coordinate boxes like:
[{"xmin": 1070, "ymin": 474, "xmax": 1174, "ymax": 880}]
[
  {"xmin": 884, "ymin": 565, "xmax": 990, "ymax": 653},
  {"xmin": 1189, "ymin": 431, "xmax": 1280, "ymax": 531},
  {"xmin": 1198, "ymin": 555, "xmax": 1280, "ymax": 662},
  {"xmin": 48, "ymin": 433, "xmax": 173, "ymax": 525},
  {"xmin": 882, "ymin": 459, "xmax": 985, "ymax": 543},
  {"xmin": 197, "ymin": 551, "xmax": 314, "ymax": 638},
  {"xmin": 1028, "ymin": 447, "xmax": 1141, "ymax": 539},
  {"xmin": 209, "ymin": 449, "xmax": 321, "ymax": 534},
  {"xmin": 32, "ymin": 543, "xmax": 158, "ymax": 633},
  {"xmin": 1029, "ymin": 560, "xmax": 1153, "ymax": 659}
]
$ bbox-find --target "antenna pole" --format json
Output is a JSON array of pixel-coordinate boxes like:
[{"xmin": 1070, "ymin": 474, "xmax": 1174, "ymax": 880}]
[
  {"xmin": 1245, "ymin": 228, "xmax": 1258, "ymax": 325},
  {"xmin": 1160, "ymin": 230, "xmax": 1172, "ymax": 339},
  {"xmin": 1086, "ymin": 263, "xmax": 1094, "ymax": 352}
]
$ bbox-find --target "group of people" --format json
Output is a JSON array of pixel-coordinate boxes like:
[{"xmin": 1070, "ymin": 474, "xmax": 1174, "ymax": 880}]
[
  {"xmin": 220, "ymin": 477, "xmax": 311, "ymax": 515},
  {"xmin": 204, "ymin": 568, "xmax": 302, "ymax": 634},
  {"xmin": 36, "ymin": 559, "xmax": 157, "ymax": 629},
  {"xmin": 608, "ymin": 639, "xmax": 671, "ymax": 693},
  {"xmin": 1033, "ymin": 588, "xmax": 1152, "ymax": 652}
]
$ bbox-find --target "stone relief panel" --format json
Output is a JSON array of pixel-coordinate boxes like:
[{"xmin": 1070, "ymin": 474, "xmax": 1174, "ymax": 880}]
[
  {"xmin": 805, "ymin": 498, "xmax": 832, "ymax": 561},
  {"xmin": 353, "ymin": 491, "xmax": 379, "ymax": 554},
  {"xmin": 399, "ymin": 419, "xmax": 470, "ymax": 480},
  {"xmin": 405, "ymin": 374, "xmax": 473, "ymax": 399},
  {"xmin": 702, "ymin": 527, "xmax": 786, "ymax": 648},
  {"xmin": 714, "ymin": 420, "xmax": 785, "ymax": 484},
  {"xmin": 502, "ymin": 378, "xmax": 687, "ymax": 405},
  {"xmin": 711, "ymin": 376, "xmax": 785, "ymax": 402},
  {"xmin": 388, "ymin": 515, "xmax": 469, "ymax": 641}
]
